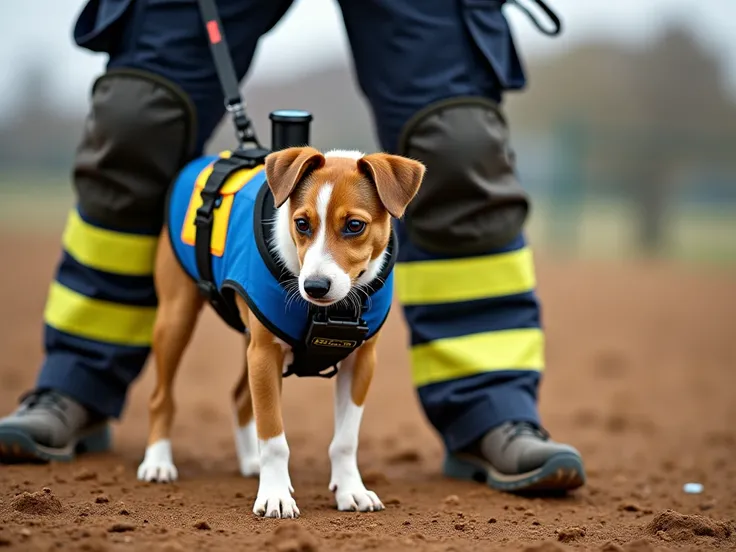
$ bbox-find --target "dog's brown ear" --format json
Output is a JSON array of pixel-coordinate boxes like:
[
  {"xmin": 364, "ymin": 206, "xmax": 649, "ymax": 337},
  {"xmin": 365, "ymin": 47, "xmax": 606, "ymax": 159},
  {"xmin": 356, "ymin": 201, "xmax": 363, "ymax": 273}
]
[
  {"xmin": 357, "ymin": 153, "xmax": 426, "ymax": 219},
  {"xmin": 265, "ymin": 146, "xmax": 326, "ymax": 207}
]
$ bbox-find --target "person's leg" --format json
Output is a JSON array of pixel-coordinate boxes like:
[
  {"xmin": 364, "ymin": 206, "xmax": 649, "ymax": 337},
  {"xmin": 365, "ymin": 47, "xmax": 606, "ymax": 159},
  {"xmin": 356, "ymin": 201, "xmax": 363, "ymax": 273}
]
[
  {"xmin": 337, "ymin": 0, "xmax": 584, "ymax": 491},
  {"xmin": 0, "ymin": 0, "xmax": 294, "ymax": 463}
]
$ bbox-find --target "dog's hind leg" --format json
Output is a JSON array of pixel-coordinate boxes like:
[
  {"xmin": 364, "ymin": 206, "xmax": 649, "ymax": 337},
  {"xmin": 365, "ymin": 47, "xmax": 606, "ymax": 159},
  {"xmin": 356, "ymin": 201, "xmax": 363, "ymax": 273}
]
[
  {"xmin": 232, "ymin": 331, "xmax": 261, "ymax": 477},
  {"xmin": 138, "ymin": 227, "xmax": 204, "ymax": 483}
]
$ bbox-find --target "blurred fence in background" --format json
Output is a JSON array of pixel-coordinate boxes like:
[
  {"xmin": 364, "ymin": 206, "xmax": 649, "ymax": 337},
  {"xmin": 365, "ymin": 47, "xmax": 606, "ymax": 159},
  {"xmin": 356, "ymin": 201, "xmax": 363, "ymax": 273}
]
[
  {"xmin": 4, "ymin": 121, "xmax": 734, "ymax": 266},
  {"xmin": 516, "ymin": 120, "xmax": 736, "ymax": 264},
  {"xmin": 1, "ymin": 22, "xmax": 734, "ymax": 266}
]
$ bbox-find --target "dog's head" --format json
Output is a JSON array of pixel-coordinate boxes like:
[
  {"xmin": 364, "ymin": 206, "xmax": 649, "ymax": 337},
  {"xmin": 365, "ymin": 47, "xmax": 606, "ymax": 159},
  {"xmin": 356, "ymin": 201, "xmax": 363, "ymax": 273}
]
[{"xmin": 265, "ymin": 147, "xmax": 425, "ymax": 307}]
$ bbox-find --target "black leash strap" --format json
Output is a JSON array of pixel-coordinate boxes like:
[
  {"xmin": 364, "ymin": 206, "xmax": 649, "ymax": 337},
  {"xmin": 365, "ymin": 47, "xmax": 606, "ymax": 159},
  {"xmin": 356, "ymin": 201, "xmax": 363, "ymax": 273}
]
[
  {"xmin": 196, "ymin": 0, "xmax": 262, "ymax": 148},
  {"xmin": 508, "ymin": 0, "xmax": 562, "ymax": 36},
  {"xmin": 192, "ymin": 0, "xmax": 270, "ymax": 329}
]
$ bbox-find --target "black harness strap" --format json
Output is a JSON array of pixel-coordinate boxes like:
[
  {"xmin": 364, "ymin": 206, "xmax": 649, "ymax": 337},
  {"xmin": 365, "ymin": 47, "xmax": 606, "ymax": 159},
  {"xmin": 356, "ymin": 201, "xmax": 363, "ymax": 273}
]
[{"xmin": 193, "ymin": 151, "xmax": 268, "ymax": 332}]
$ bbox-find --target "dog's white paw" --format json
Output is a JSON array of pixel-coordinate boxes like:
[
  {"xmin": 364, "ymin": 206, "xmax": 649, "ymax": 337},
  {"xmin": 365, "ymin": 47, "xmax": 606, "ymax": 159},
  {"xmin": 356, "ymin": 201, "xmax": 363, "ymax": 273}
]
[
  {"xmin": 137, "ymin": 460, "xmax": 178, "ymax": 483},
  {"xmin": 137, "ymin": 439, "xmax": 178, "ymax": 483},
  {"xmin": 253, "ymin": 434, "xmax": 297, "ymax": 517},
  {"xmin": 239, "ymin": 456, "xmax": 260, "ymax": 477},
  {"xmin": 253, "ymin": 490, "xmax": 300, "ymax": 518},
  {"xmin": 330, "ymin": 480, "xmax": 384, "ymax": 512}
]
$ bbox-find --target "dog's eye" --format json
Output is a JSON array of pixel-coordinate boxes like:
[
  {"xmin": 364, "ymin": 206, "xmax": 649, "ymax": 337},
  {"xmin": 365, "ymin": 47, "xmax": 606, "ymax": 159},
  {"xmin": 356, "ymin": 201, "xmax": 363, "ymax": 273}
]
[
  {"xmin": 344, "ymin": 219, "xmax": 366, "ymax": 235},
  {"xmin": 294, "ymin": 218, "xmax": 311, "ymax": 234}
]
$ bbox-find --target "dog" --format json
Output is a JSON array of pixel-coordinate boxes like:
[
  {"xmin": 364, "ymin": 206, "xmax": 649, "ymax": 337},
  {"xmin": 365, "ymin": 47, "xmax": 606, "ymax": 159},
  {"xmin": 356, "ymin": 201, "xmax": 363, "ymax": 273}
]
[{"xmin": 136, "ymin": 146, "xmax": 425, "ymax": 518}]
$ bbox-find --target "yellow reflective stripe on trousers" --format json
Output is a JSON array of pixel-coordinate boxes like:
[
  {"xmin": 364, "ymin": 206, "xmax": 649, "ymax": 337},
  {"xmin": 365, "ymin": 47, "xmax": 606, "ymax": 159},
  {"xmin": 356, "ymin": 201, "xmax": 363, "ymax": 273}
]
[
  {"xmin": 395, "ymin": 247, "xmax": 536, "ymax": 306},
  {"xmin": 44, "ymin": 282, "xmax": 155, "ymax": 347},
  {"xmin": 411, "ymin": 328, "xmax": 544, "ymax": 387},
  {"xmin": 62, "ymin": 209, "xmax": 158, "ymax": 276}
]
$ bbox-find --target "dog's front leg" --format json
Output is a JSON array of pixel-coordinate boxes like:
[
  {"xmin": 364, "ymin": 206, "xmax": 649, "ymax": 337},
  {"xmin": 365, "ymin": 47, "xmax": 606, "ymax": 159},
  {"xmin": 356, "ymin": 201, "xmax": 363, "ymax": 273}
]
[
  {"xmin": 329, "ymin": 333, "xmax": 384, "ymax": 512},
  {"xmin": 236, "ymin": 298, "xmax": 298, "ymax": 518},
  {"xmin": 249, "ymin": 336, "xmax": 297, "ymax": 518}
]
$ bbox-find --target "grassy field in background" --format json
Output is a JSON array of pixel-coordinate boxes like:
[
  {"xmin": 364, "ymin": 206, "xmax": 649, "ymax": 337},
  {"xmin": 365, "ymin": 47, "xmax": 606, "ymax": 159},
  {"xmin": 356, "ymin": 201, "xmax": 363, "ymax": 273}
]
[{"xmin": 2, "ymin": 173, "xmax": 735, "ymax": 266}]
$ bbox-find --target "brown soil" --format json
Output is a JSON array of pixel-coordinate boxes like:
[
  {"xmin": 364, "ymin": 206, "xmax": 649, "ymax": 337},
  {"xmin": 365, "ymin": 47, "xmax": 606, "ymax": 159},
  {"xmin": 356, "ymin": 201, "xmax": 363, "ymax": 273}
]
[
  {"xmin": 1, "ymin": 232, "xmax": 735, "ymax": 551},
  {"xmin": 646, "ymin": 509, "xmax": 733, "ymax": 542},
  {"xmin": 10, "ymin": 489, "xmax": 63, "ymax": 516}
]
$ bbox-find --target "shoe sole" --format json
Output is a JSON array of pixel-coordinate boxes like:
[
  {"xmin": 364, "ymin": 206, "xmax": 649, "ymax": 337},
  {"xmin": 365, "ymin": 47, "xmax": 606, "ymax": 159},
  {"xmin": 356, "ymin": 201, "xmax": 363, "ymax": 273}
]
[
  {"xmin": 0, "ymin": 425, "xmax": 112, "ymax": 464},
  {"xmin": 443, "ymin": 451, "xmax": 586, "ymax": 493}
]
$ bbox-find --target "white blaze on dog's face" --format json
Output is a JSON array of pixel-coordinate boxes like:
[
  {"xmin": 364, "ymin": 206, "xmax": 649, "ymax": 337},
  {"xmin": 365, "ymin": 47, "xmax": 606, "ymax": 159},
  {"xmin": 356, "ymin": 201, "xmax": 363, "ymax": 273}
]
[{"xmin": 265, "ymin": 147, "xmax": 425, "ymax": 306}]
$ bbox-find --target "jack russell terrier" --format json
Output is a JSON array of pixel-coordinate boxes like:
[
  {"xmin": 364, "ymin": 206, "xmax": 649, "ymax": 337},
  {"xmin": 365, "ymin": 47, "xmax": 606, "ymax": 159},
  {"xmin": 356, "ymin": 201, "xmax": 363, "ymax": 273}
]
[{"xmin": 136, "ymin": 146, "xmax": 425, "ymax": 518}]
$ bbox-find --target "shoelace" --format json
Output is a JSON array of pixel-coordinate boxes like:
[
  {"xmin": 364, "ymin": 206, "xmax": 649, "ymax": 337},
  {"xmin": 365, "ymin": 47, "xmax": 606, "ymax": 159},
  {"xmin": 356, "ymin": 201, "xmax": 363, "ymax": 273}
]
[
  {"xmin": 19, "ymin": 391, "xmax": 70, "ymax": 426},
  {"xmin": 504, "ymin": 421, "xmax": 551, "ymax": 445}
]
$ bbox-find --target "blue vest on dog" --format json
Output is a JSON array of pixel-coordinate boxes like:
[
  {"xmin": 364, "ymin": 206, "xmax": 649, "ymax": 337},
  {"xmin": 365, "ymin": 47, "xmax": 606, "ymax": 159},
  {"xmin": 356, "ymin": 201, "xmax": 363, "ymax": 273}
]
[{"xmin": 166, "ymin": 153, "xmax": 395, "ymax": 372}]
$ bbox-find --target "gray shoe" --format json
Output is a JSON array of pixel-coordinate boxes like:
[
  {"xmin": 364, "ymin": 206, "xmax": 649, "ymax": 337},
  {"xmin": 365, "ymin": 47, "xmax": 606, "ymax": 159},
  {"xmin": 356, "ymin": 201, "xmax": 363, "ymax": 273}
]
[
  {"xmin": 443, "ymin": 422, "xmax": 586, "ymax": 493},
  {"xmin": 0, "ymin": 390, "xmax": 111, "ymax": 463}
]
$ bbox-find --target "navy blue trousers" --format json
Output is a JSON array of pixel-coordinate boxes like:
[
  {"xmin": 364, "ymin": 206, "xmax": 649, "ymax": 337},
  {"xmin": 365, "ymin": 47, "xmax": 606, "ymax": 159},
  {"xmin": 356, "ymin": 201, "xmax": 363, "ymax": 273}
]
[{"xmin": 38, "ymin": 0, "xmax": 543, "ymax": 452}]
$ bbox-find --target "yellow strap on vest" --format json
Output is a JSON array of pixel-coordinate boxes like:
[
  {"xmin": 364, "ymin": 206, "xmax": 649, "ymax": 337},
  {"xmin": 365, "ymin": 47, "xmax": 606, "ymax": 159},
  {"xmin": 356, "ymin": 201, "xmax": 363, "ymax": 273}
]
[{"xmin": 180, "ymin": 151, "xmax": 264, "ymax": 257}]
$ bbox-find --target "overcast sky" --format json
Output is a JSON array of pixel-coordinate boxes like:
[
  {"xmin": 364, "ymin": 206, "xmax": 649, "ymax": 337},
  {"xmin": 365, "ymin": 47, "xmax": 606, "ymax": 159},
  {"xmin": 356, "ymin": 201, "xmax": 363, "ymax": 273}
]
[{"xmin": 2, "ymin": 0, "xmax": 736, "ymax": 115}]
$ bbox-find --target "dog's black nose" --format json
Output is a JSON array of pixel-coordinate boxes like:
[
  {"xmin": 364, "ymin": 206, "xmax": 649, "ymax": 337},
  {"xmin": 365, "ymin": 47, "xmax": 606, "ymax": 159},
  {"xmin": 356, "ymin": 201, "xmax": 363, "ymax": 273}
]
[{"xmin": 304, "ymin": 277, "xmax": 331, "ymax": 299}]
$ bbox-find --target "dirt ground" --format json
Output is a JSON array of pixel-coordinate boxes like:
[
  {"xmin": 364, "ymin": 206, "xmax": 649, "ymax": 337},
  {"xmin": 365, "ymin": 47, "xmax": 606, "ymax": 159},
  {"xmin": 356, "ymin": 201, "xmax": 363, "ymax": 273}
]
[{"xmin": 0, "ymin": 230, "xmax": 735, "ymax": 552}]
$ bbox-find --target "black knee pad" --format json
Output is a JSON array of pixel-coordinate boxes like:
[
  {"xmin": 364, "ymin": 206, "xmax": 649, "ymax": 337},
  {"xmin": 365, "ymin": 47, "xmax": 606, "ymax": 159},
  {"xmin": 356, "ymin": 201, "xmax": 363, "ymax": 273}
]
[
  {"xmin": 398, "ymin": 98, "xmax": 529, "ymax": 255},
  {"xmin": 73, "ymin": 69, "xmax": 197, "ymax": 233}
]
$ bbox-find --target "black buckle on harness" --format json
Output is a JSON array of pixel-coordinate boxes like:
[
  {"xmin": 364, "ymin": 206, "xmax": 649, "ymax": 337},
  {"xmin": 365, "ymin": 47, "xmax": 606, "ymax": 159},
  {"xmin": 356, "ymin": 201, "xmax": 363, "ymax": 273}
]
[
  {"xmin": 195, "ymin": 190, "xmax": 219, "ymax": 227},
  {"xmin": 306, "ymin": 312, "xmax": 369, "ymax": 353},
  {"xmin": 194, "ymin": 150, "xmax": 268, "ymax": 225},
  {"xmin": 194, "ymin": 148, "xmax": 269, "ymax": 225},
  {"xmin": 195, "ymin": 280, "xmax": 218, "ymax": 300},
  {"xmin": 226, "ymin": 101, "xmax": 259, "ymax": 147},
  {"xmin": 283, "ymin": 310, "xmax": 369, "ymax": 379}
]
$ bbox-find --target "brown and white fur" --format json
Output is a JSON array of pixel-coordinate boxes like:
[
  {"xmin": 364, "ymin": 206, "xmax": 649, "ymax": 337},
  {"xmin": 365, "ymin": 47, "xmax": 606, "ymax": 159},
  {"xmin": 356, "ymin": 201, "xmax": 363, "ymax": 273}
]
[{"xmin": 136, "ymin": 147, "xmax": 425, "ymax": 518}]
